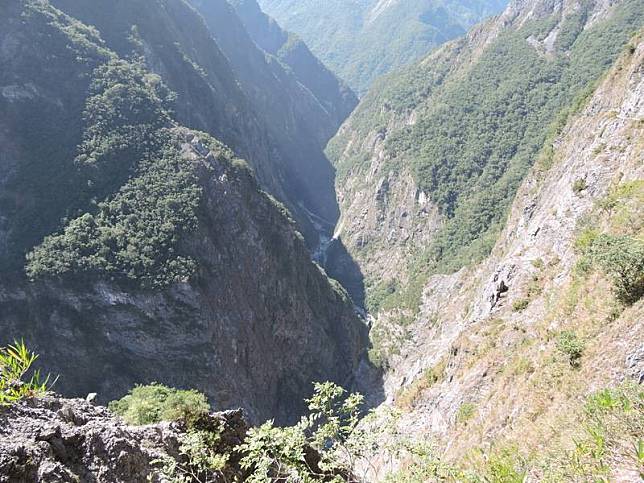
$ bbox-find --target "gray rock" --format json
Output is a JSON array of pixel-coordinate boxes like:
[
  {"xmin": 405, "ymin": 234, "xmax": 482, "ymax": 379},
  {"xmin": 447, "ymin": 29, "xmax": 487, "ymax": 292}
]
[{"xmin": 0, "ymin": 395, "xmax": 249, "ymax": 483}]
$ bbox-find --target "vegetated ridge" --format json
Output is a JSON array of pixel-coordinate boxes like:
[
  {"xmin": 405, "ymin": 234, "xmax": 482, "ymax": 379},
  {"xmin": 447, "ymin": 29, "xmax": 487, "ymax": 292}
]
[
  {"xmin": 258, "ymin": 0, "xmax": 508, "ymax": 94},
  {"xmin": 0, "ymin": 0, "xmax": 368, "ymax": 424}
]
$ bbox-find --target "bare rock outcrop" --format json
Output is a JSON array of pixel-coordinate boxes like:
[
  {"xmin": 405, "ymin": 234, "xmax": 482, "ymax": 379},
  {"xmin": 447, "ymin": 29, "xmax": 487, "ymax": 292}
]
[{"xmin": 0, "ymin": 395, "xmax": 248, "ymax": 482}]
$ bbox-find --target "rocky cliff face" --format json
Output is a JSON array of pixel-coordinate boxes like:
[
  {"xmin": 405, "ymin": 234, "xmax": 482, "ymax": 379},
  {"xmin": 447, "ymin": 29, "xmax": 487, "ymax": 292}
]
[
  {"xmin": 0, "ymin": 131, "xmax": 368, "ymax": 424},
  {"xmin": 325, "ymin": 0, "xmax": 643, "ymax": 477},
  {"xmin": 0, "ymin": 395, "xmax": 248, "ymax": 482},
  {"xmin": 229, "ymin": 0, "xmax": 357, "ymax": 129},
  {"xmin": 0, "ymin": 0, "xmax": 368, "ymax": 424},
  {"xmin": 360, "ymin": 28, "xmax": 643, "ymax": 482}
]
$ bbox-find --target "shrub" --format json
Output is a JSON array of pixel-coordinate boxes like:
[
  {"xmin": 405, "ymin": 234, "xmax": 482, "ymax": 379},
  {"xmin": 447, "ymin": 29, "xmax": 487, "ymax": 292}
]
[
  {"xmin": 482, "ymin": 447, "xmax": 528, "ymax": 483},
  {"xmin": 586, "ymin": 234, "xmax": 644, "ymax": 304},
  {"xmin": 575, "ymin": 227, "xmax": 600, "ymax": 252},
  {"xmin": 156, "ymin": 424, "xmax": 230, "ymax": 482},
  {"xmin": 564, "ymin": 382, "xmax": 644, "ymax": 480},
  {"xmin": 556, "ymin": 331, "xmax": 585, "ymax": 367},
  {"xmin": 531, "ymin": 258, "xmax": 545, "ymax": 269},
  {"xmin": 456, "ymin": 402, "xmax": 476, "ymax": 424},
  {"xmin": 383, "ymin": 441, "xmax": 463, "ymax": 482},
  {"xmin": 237, "ymin": 382, "xmax": 364, "ymax": 482},
  {"xmin": 108, "ymin": 383, "xmax": 210, "ymax": 426},
  {"xmin": 572, "ymin": 178, "xmax": 588, "ymax": 194},
  {"xmin": 0, "ymin": 340, "xmax": 51, "ymax": 406},
  {"xmin": 396, "ymin": 359, "xmax": 446, "ymax": 410},
  {"xmin": 512, "ymin": 298, "xmax": 530, "ymax": 312}
]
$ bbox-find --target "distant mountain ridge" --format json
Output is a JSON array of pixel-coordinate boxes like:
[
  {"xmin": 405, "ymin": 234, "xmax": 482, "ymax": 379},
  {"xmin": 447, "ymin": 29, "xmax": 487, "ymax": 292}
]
[
  {"xmin": 258, "ymin": 0, "xmax": 508, "ymax": 94},
  {"xmin": 229, "ymin": 0, "xmax": 356, "ymax": 128}
]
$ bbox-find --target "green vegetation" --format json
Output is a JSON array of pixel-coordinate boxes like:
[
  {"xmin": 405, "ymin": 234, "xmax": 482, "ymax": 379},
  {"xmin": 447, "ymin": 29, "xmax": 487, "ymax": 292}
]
[
  {"xmin": 572, "ymin": 180, "xmax": 644, "ymax": 305},
  {"xmin": 2, "ymin": 3, "xmax": 204, "ymax": 287},
  {"xmin": 390, "ymin": 0, "xmax": 643, "ymax": 276},
  {"xmin": 512, "ymin": 298, "xmax": 530, "ymax": 312},
  {"xmin": 238, "ymin": 381, "xmax": 365, "ymax": 481},
  {"xmin": 108, "ymin": 383, "xmax": 210, "ymax": 426},
  {"xmin": 24, "ymin": 59, "xmax": 202, "ymax": 288},
  {"xmin": 367, "ymin": 313, "xmax": 414, "ymax": 370},
  {"xmin": 331, "ymin": 1, "xmax": 643, "ymax": 315},
  {"xmin": 383, "ymin": 440, "xmax": 464, "ymax": 482},
  {"xmin": 444, "ymin": 382, "xmax": 644, "ymax": 482},
  {"xmin": 0, "ymin": 340, "xmax": 51, "ymax": 406},
  {"xmin": 75, "ymin": 59, "xmax": 175, "ymax": 197},
  {"xmin": 568, "ymin": 383, "xmax": 644, "ymax": 481},
  {"xmin": 5, "ymin": 360, "xmax": 641, "ymax": 482},
  {"xmin": 259, "ymin": 0, "xmax": 506, "ymax": 94},
  {"xmin": 0, "ymin": 1, "xmax": 113, "ymax": 271},
  {"xmin": 556, "ymin": 331, "xmax": 585, "ymax": 367},
  {"xmin": 26, "ymin": 135, "xmax": 201, "ymax": 287},
  {"xmin": 157, "ymin": 424, "xmax": 230, "ymax": 482},
  {"xmin": 572, "ymin": 178, "xmax": 588, "ymax": 194},
  {"xmin": 154, "ymin": 381, "xmax": 368, "ymax": 482},
  {"xmin": 583, "ymin": 234, "xmax": 644, "ymax": 305},
  {"xmin": 456, "ymin": 402, "xmax": 477, "ymax": 425},
  {"xmin": 395, "ymin": 358, "xmax": 447, "ymax": 410}
]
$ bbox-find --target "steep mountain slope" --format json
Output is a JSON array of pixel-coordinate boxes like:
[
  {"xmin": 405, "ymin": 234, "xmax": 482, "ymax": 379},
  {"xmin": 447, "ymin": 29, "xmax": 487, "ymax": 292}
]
[
  {"xmin": 50, "ymin": 0, "xmax": 356, "ymax": 246},
  {"xmin": 229, "ymin": 0, "xmax": 356, "ymax": 129},
  {"xmin": 258, "ymin": 0, "xmax": 508, "ymax": 94},
  {"xmin": 370, "ymin": 33, "xmax": 643, "ymax": 480},
  {"xmin": 0, "ymin": 0, "xmax": 367, "ymax": 423},
  {"xmin": 328, "ymin": 0, "xmax": 643, "ymax": 321}
]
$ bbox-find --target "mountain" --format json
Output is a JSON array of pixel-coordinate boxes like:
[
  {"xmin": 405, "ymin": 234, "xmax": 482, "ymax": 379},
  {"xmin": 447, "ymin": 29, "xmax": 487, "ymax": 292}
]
[
  {"xmin": 49, "ymin": 0, "xmax": 357, "ymax": 247},
  {"xmin": 325, "ymin": 0, "xmax": 643, "ymax": 477},
  {"xmin": 375, "ymin": 31, "xmax": 644, "ymax": 480},
  {"xmin": 229, "ymin": 0, "xmax": 357, "ymax": 128},
  {"xmin": 0, "ymin": 0, "xmax": 368, "ymax": 423},
  {"xmin": 1, "ymin": 0, "xmax": 642, "ymax": 479},
  {"xmin": 257, "ymin": 0, "xmax": 508, "ymax": 94},
  {"xmin": 328, "ymin": 0, "xmax": 643, "ymax": 317}
]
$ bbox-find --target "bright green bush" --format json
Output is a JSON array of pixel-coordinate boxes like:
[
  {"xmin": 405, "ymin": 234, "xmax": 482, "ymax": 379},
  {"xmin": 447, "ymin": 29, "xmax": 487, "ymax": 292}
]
[
  {"xmin": 156, "ymin": 425, "xmax": 230, "ymax": 482},
  {"xmin": 586, "ymin": 234, "xmax": 644, "ymax": 305},
  {"xmin": 237, "ymin": 381, "xmax": 364, "ymax": 482},
  {"xmin": 483, "ymin": 448, "xmax": 528, "ymax": 483},
  {"xmin": 556, "ymin": 331, "xmax": 585, "ymax": 367},
  {"xmin": 562, "ymin": 382, "xmax": 644, "ymax": 481},
  {"xmin": 0, "ymin": 340, "xmax": 51, "ymax": 406},
  {"xmin": 108, "ymin": 383, "xmax": 210, "ymax": 426}
]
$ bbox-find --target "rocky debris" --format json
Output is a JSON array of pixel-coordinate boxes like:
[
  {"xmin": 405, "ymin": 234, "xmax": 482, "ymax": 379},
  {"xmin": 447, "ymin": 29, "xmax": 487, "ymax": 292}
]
[
  {"xmin": 489, "ymin": 274, "xmax": 510, "ymax": 310},
  {"xmin": 625, "ymin": 345, "xmax": 644, "ymax": 384},
  {"xmin": 0, "ymin": 395, "xmax": 248, "ymax": 483}
]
